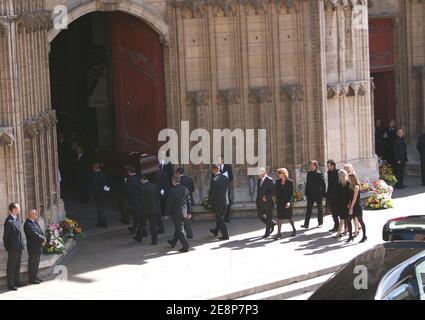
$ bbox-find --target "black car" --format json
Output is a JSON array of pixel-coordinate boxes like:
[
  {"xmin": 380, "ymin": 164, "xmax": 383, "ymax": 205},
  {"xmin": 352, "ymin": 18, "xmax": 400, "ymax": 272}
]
[
  {"xmin": 383, "ymin": 215, "xmax": 425, "ymax": 241},
  {"xmin": 309, "ymin": 242, "xmax": 425, "ymax": 300}
]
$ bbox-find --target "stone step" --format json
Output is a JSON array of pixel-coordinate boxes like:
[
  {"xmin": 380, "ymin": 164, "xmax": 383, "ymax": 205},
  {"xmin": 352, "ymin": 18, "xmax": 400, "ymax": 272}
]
[
  {"xmin": 0, "ymin": 239, "xmax": 76, "ymax": 288},
  {"xmin": 236, "ymin": 273, "xmax": 333, "ymax": 300},
  {"xmin": 211, "ymin": 264, "xmax": 344, "ymax": 300}
]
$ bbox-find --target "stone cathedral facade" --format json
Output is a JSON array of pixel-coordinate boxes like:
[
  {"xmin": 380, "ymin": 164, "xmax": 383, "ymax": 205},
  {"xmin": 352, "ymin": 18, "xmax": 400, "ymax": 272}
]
[{"xmin": 0, "ymin": 0, "xmax": 424, "ymax": 232}]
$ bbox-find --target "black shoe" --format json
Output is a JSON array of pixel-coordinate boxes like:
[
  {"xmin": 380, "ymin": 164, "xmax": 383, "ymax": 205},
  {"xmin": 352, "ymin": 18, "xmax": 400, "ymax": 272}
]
[
  {"xmin": 359, "ymin": 236, "xmax": 368, "ymax": 243},
  {"xmin": 291, "ymin": 230, "xmax": 297, "ymax": 237},
  {"xmin": 263, "ymin": 234, "xmax": 270, "ymax": 239},
  {"xmin": 133, "ymin": 237, "xmax": 142, "ymax": 243},
  {"xmin": 332, "ymin": 234, "xmax": 342, "ymax": 239},
  {"xmin": 179, "ymin": 248, "xmax": 189, "ymax": 253},
  {"xmin": 329, "ymin": 227, "xmax": 337, "ymax": 233},
  {"xmin": 210, "ymin": 229, "xmax": 218, "ymax": 237},
  {"xmin": 300, "ymin": 224, "xmax": 308, "ymax": 229},
  {"xmin": 346, "ymin": 237, "xmax": 354, "ymax": 243},
  {"xmin": 187, "ymin": 235, "xmax": 194, "ymax": 239},
  {"xmin": 167, "ymin": 240, "xmax": 176, "ymax": 248},
  {"xmin": 218, "ymin": 236, "xmax": 229, "ymax": 241},
  {"xmin": 273, "ymin": 233, "xmax": 282, "ymax": 240},
  {"xmin": 8, "ymin": 287, "xmax": 17, "ymax": 291},
  {"xmin": 29, "ymin": 280, "xmax": 40, "ymax": 285},
  {"xmin": 15, "ymin": 282, "xmax": 23, "ymax": 287},
  {"xmin": 36, "ymin": 278, "xmax": 43, "ymax": 283},
  {"xmin": 317, "ymin": 224, "xmax": 323, "ymax": 228}
]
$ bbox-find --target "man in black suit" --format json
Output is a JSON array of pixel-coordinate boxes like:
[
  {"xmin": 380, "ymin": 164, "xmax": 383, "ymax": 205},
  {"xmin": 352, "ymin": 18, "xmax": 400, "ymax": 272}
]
[
  {"xmin": 151, "ymin": 150, "xmax": 174, "ymax": 234},
  {"xmin": 394, "ymin": 128, "xmax": 408, "ymax": 189},
  {"xmin": 3, "ymin": 203, "xmax": 24, "ymax": 291},
  {"xmin": 326, "ymin": 160, "xmax": 340, "ymax": 232},
  {"xmin": 256, "ymin": 167, "xmax": 276, "ymax": 238},
  {"xmin": 134, "ymin": 175, "xmax": 160, "ymax": 245},
  {"xmin": 209, "ymin": 164, "xmax": 230, "ymax": 240},
  {"xmin": 165, "ymin": 175, "xmax": 191, "ymax": 252},
  {"xmin": 23, "ymin": 209, "xmax": 46, "ymax": 285},
  {"xmin": 417, "ymin": 131, "xmax": 425, "ymax": 186},
  {"xmin": 217, "ymin": 156, "xmax": 234, "ymax": 223},
  {"xmin": 301, "ymin": 160, "xmax": 326, "ymax": 229},
  {"xmin": 176, "ymin": 167, "xmax": 194, "ymax": 239},
  {"xmin": 124, "ymin": 165, "xmax": 142, "ymax": 234},
  {"xmin": 91, "ymin": 162, "xmax": 111, "ymax": 228}
]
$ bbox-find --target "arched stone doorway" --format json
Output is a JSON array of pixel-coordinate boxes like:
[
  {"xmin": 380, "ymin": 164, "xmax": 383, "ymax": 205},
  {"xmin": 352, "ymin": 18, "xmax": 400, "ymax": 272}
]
[{"xmin": 49, "ymin": 7, "xmax": 168, "ymax": 226}]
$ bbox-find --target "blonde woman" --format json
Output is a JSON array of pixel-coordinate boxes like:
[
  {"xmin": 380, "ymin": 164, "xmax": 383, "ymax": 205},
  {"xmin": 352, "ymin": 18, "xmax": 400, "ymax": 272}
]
[
  {"xmin": 331, "ymin": 169, "xmax": 351, "ymax": 239},
  {"xmin": 343, "ymin": 163, "xmax": 360, "ymax": 237},
  {"xmin": 274, "ymin": 168, "xmax": 296, "ymax": 239},
  {"xmin": 346, "ymin": 173, "xmax": 367, "ymax": 243}
]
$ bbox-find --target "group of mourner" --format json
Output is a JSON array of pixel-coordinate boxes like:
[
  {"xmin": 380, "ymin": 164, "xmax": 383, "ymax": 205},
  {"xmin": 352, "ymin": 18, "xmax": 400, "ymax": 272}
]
[{"xmin": 3, "ymin": 151, "xmax": 368, "ymax": 292}]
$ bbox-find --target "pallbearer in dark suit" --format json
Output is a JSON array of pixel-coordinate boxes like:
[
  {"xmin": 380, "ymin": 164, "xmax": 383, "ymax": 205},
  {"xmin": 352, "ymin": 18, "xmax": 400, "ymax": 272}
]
[
  {"xmin": 209, "ymin": 164, "xmax": 230, "ymax": 240},
  {"xmin": 152, "ymin": 150, "xmax": 174, "ymax": 234},
  {"xmin": 23, "ymin": 209, "xmax": 46, "ymax": 284},
  {"xmin": 326, "ymin": 160, "xmax": 340, "ymax": 232},
  {"xmin": 274, "ymin": 168, "xmax": 296, "ymax": 239},
  {"xmin": 217, "ymin": 156, "xmax": 233, "ymax": 223},
  {"xmin": 256, "ymin": 167, "xmax": 276, "ymax": 238},
  {"xmin": 3, "ymin": 203, "xmax": 24, "ymax": 291},
  {"xmin": 124, "ymin": 165, "xmax": 142, "ymax": 234},
  {"xmin": 301, "ymin": 160, "xmax": 326, "ymax": 229},
  {"xmin": 91, "ymin": 162, "xmax": 111, "ymax": 228},
  {"xmin": 74, "ymin": 146, "xmax": 90, "ymax": 203},
  {"xmin": 165, "ymin": 175, "xmax": 191, "ymax": 252},
  {"xmin": 134, "ymin": 175, "xmax": 160, "ymax": 245},
  {"xmin": 176, "ymin": 167, "xmax": 194, "ymax": 239},
  {"xmin": 394, "ymin": 128, "xmax": 408, "ymax": 189}
]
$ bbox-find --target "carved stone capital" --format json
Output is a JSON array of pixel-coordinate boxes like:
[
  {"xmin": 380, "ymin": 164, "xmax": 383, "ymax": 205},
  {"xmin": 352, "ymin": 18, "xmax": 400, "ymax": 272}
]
[
  {"xmin": 211, "ymin": 0, "xmax": 238, "ymax": 17},
  {"xmin": 324, "ymin": 0, "xmax": 367, "ymax": 11},
  {"xmin": 413, "ymin": 66, "xmax": 425, "ymax": 79},
  {"xmin": 244, "ymin": 0, "xmax": 267, "ymax": 15},
  {"xmin": 49, "ymin": 110, "xmax": 58, "ymax": 125},
  {"xmin": 276, "ymin": 0, "xmax": 297, "ymax": 14},
  {"xmin": 280, "ymin": 85, "xmax": 302, "ymax": 101},
  {"xmin": 186, "ymin": 90, "xmax": 209, "ymax": 107},
  {"xmin": 249, "ymin": 87, "xmax": 272, "ymax": 104},
  {"xmin": 176, "ymin": 0, "xmax": 208, "ymax": 19},
  {"xmin": 217, "ymin": 89, "xmax": 241, "ymax": 105},
  {"xmin": 24, "ymin": 120, "xmax": 38, "ymax": 139},
  {"xmin": 0, "ymin": 127, "xmax": 14, "ymax": 146},
  {"xmin": 0, "ymin": 20, "xmax": 8, "ymax": 37},
  {"xmin": 16, "ymin": 11, "xmax": 52, "ymax": 34}
]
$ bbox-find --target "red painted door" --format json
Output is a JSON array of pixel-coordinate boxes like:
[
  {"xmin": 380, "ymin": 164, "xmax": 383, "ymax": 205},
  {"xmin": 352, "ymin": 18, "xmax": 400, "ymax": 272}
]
[
  {"xmin": 372, "ymin": 71, "xmax": 396, "ymax": 124},
  {"xmin": 369, "ymin": 18, "xmax": 396, "ymax": 125},
  {"xmin": 110, "ymin": 12, "xmax": 166, "ymax": 155}
]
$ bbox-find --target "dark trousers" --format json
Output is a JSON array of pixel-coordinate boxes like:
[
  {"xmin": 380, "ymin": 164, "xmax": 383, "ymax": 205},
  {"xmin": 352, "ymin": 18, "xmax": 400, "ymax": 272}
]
[
  {"xmin": 94, "ymin": 194, "xmax": 108, "ymax": 226},
  {"xmin": 28, "ymin": 253, "xmax": 41, "ymax": 282},
  {"xmin": 394, "ymin": 161, "xmax": 406, "ymax": 187},
  {"xmin": 157, "ymin": 197, "xmax": 166, "ymax": 233},
  {"xmin": 136, "ymin": 213, "xmax": 158, "ymax": 243},
  {"xmin": 119, "ymin": 194, "xmax": 129, "ymax": 224},
  {"xmin": 183, "ymin": 218, "xmax": 193, "ymax": 238},
  {"xmin": 171, "ymin": 215, "xmax": 189, "ymax": 250},
  {"xmin": 420, "ymin": 157, "xmax": 425, "ymax": 185},
  {"xmin": 7, "ymin": 249, "xmax": 22, "ymax": 288},
  {"xmin": 258, "ymin": 207, "xmax": 274, "ymax": 236},
  {"xmin": 328, "ymin": 198, "xmax": 339, "ymax": 229},
  {"xmin": 224, "ymin": 186, "xmax": 232, "ymax": 221},
  {"xmin": 214, "ymin": 205, "xmax": 229, "ymax": 238},
  {"xmin": 304, "ymin": 197, "xmax": 323, "ymax": 227},
  {"xmin": 128, "ymin": 197, "xmax": 140, "ymax": 233}
]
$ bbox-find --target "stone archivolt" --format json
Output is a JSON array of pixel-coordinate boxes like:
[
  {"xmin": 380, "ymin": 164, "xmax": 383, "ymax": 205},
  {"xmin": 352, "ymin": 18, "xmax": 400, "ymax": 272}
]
[{"xmin": 327, "ymin": 81, "xmax": 369, "ymax": 99}]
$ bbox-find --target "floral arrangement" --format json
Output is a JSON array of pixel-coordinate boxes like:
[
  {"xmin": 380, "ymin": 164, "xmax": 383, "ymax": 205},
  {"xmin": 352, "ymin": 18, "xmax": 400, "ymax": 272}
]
[
  {"xmin": 44, "ymin": 223, "xmax": 65, "ymax": 254},
  {"xmin": 293, "ymin": 191, "xmax": 303, "ymax": 202},
  {"xmin": 360, "ymin": 181, "xmax": 370, "ymax": 193},
  {"xmin": 60, "ymin": 218, "xmax": 83, "ymax": 239},
  {"xmin": 365, "ymin": 180, "xmax": 394, "ymax": 210},
  {"xmin": 379, "ymin": 160, "xmax": 397, "ymax": 187},
  {"xmin": 201, "ymin": 193, "xmax": 212, "ymax": 210}
]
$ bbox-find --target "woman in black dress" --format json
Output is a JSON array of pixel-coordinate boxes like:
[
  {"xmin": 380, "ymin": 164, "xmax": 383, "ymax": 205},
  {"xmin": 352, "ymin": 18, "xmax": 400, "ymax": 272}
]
[
  {"xmin": 332, "ymin": 169, "xmax": 351, "ymax": 239},
  {"xmin": 346, "ymin": 173, "xmax": 367, "ymax": 243},
  {"xmin": 274, "ymin": 168, "xmax": 296, "ymax": 239}
]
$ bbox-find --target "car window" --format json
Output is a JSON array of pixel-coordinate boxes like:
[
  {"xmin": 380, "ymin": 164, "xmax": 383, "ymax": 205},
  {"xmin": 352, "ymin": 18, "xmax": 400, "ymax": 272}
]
[
  {"xmin": 415, "ymin": 260, "xmax": 425, "ymax": 300},
  {"xmin": 382, "ymin": 282, "xmax": 416, "ymax": 300}
]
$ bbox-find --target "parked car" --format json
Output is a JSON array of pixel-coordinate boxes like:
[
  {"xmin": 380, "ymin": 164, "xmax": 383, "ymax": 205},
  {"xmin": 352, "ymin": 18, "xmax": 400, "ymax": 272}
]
[
  {"xmin": 383, "ymin": 215, "xmax": 425, "ymax": 241},
  {"xmin": 309, "ymin": 241, "xmax": 425, "ymax": 300}
]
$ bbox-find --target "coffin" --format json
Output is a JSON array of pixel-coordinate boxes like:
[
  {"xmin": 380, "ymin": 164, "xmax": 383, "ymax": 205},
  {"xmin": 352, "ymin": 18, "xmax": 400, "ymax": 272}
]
[{"xmin": 139, "ymin": 154, "xmax": 160, "ymax": 175}]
